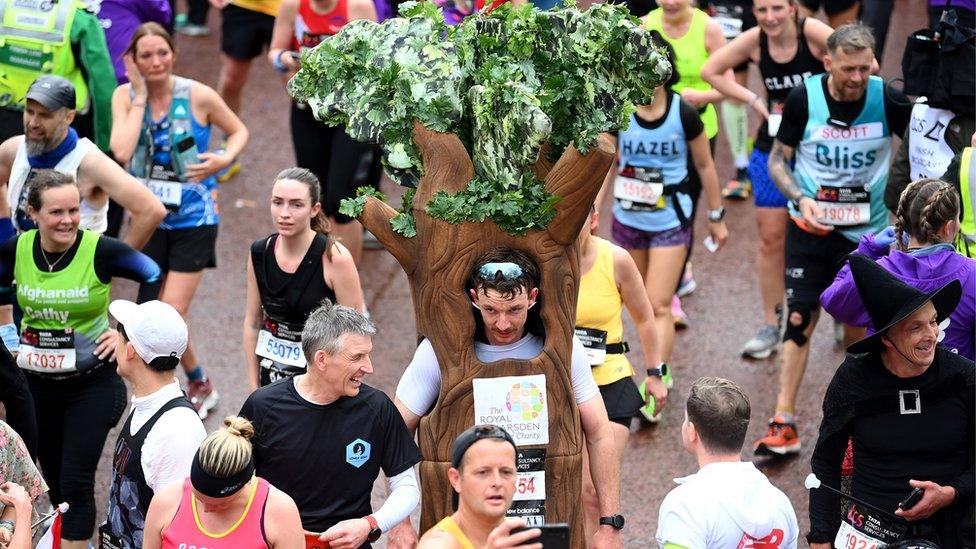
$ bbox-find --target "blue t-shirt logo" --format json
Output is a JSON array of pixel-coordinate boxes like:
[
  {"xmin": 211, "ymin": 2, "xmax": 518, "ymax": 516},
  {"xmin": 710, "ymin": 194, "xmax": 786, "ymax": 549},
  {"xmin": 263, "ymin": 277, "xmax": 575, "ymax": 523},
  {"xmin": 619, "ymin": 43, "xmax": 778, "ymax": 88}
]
[{"xmin": 346, "ymin": 438, "xmax": 371, "ymax": 469}]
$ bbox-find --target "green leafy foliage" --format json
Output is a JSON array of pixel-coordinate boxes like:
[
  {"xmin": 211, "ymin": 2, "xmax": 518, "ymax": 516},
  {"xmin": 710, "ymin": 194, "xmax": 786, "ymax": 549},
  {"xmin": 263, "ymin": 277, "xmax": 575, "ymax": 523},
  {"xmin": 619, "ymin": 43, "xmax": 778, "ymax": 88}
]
[
  {"xmin": 338, "ymin": 187, "xmax": 387, "ymax": 219},
  {"xmin": 290, "ymin": 0, "xmax": 670, "ymax": 236}
]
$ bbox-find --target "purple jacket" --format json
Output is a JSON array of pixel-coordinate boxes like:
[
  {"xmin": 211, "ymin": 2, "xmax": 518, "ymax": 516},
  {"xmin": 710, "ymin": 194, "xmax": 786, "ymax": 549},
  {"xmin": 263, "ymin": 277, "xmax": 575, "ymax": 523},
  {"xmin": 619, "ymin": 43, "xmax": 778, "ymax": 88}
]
[
  {"xmin": 821, "ymin": 234, "xmax": 976, "ymax": 360},
  {"xmin": 92, "ymin": 0, "xmax": 172, "ymax": 84}
]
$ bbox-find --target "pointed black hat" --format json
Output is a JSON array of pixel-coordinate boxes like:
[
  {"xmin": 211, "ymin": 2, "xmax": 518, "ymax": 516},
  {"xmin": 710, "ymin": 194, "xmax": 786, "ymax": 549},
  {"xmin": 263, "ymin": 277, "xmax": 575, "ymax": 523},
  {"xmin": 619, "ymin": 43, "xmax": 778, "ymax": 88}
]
[{"xmin": 846, "ymin": 254, "xmax": 961, "ymax": 354}]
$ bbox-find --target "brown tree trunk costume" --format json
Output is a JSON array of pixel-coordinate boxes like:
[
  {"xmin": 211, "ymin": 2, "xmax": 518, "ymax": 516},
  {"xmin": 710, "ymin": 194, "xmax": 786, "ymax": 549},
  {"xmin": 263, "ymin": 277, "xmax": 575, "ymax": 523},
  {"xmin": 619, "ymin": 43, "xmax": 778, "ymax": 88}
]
[{"xmin": 360, "ymin": 120, "xmax": 615, "ymax": 546}]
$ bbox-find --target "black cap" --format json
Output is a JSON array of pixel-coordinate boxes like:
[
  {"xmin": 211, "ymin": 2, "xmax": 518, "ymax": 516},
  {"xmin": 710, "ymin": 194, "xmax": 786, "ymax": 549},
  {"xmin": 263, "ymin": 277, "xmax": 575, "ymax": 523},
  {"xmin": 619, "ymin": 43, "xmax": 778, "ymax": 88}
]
[
  {"xmin": 846, "ymin": 254, "xmax": 961, "ymax": 354},
  {"xmin": 451, "ymin": 424, "xmax": 517, "ymax": 468},
  {"xmin": 25, "ymin": 75, "xmax": 76, "ymax": 111}
]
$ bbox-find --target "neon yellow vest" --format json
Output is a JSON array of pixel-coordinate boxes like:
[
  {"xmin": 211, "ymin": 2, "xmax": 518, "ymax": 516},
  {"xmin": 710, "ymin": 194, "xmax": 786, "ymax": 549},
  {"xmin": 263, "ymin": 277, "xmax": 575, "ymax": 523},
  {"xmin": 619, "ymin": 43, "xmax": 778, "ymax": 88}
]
[
  {"xmin": 0, "ymin": 0, "xmax": 88, "ymax": 111},
  {"xmin": 958, "ymin": 147, "xmax": 975, "ymax": 258},
  {"xmin": 645, "ymin": 8, "xmax": 719, "ymax": 139}
]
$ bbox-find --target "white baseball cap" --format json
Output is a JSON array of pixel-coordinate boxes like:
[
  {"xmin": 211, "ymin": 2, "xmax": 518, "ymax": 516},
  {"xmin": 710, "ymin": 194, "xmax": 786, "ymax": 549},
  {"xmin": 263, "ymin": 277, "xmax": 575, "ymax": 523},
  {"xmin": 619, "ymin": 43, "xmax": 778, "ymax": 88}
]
[{"xmin": 109, "ymin": 300, "xmax": 188, "ymax": 366}]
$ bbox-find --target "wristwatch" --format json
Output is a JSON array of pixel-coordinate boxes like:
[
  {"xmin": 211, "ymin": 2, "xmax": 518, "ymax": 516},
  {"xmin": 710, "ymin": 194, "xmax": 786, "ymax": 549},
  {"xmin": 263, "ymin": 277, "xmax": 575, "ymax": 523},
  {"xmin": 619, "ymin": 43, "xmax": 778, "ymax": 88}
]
[
  {"xmin": 365, "ymin": 515, "xmax": 381, "ymax": 542},
  {"xmin": 707, "ymin": 206, "xmax": 726, "ymax": 222},
  {"xmin": 599, "ymin": 514, "xmax": 625, "ymax": 530},
  {"xmin": 646, "ymin": 363, "xmax": 668, "ymax": 377}
]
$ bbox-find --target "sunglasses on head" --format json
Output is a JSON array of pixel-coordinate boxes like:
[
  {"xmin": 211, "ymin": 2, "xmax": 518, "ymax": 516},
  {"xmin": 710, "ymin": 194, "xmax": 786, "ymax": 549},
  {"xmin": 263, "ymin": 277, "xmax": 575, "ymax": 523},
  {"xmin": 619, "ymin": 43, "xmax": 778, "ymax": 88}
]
[{"xmin": 477, "ymin": 262, "xmax": 523, "ymax": 280}]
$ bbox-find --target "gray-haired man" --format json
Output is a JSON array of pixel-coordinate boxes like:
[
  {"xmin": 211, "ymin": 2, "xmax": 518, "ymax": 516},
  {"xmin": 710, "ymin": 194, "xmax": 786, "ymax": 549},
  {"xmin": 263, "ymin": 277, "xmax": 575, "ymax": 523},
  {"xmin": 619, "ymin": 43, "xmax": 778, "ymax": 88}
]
[{"xmin": 239, "ymin": 300, "xmax": 422, "ymax": 549}]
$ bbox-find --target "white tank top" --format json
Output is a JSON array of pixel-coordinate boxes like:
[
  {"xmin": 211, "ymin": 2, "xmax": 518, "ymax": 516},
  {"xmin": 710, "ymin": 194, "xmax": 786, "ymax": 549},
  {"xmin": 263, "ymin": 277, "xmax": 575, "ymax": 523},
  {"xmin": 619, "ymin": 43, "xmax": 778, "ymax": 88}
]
[{"xmin": 8, "ymin": 136, "xmax": 108, "ymax": 233}]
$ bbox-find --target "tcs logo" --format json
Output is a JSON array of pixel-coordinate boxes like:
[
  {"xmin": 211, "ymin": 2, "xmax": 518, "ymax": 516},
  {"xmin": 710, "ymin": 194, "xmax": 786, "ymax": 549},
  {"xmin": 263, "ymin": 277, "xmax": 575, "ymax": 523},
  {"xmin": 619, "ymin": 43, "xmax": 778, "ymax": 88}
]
[{"xmin": 737, "ymin": 529, "xmax": 786, "ymax": 549}]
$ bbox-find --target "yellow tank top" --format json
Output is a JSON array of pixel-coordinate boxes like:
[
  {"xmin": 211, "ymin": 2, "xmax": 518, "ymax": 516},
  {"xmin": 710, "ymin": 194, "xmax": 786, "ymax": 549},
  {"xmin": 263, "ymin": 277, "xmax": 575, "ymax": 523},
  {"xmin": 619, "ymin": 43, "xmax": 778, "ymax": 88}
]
[
  {"xmin": 231, "ymin": 0, "xmax": 281, "ymax": 16},
  {"xmin": 644, "ymin": 8, "xmax": 719, "ymax": 139},
  {"xmin": 431, "ymin": 516, "xmax": 475, "ymax": 549},
  {"xmin": 576, "ymin": 237, "xmax": 633, "ymax": 386}
]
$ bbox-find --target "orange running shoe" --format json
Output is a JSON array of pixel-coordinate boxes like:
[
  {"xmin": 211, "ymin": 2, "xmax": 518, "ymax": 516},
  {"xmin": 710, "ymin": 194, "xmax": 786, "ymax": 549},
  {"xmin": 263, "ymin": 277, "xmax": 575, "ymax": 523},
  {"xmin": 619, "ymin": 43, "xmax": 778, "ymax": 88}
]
[{"xmin": 754, "ymin": 414, "xmax": 801, "ymax": 456}]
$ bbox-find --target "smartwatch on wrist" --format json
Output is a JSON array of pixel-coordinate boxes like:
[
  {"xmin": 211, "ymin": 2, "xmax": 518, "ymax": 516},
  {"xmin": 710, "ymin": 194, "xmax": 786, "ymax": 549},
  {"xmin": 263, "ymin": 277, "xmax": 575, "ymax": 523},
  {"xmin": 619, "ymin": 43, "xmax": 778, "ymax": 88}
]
[
  {"xmin": 646, "ymin": 363, "xmax": 668, "ymax": 378},
  {"xmin": 599, "ymin": 514, "xmax": 625, "ymax": 530},
  {"xmin": 365, "ymin": 515, "xmax": 381, "ymax": 542},
  {"xmin": 707, "ymin": 206, "xmax": 726, "ymax": 222}
]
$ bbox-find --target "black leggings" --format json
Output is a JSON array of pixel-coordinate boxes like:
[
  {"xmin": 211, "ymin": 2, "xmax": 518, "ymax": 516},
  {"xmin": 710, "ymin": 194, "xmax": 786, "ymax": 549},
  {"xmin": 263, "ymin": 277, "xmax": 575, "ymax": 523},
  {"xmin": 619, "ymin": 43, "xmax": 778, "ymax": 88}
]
[
  {"xmin": 27, "ymin": 367, "xmax": 127, "ymax": 540},
  {"xmin": 290, "ymin": 102, "xmax": 382, "ymax": 223}
]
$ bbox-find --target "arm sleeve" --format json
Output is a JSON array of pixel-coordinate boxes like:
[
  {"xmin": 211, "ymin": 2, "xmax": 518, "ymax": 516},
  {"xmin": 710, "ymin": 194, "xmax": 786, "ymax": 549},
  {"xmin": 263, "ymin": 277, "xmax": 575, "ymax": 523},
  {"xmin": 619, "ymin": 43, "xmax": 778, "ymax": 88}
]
[
  {"xmin": 143, "ymin": 408, "xmax": 207, "ymax": 493},
  {"xmin": 371, "ymin": 468, "xmax": 419, "ymax": 533},
  {"xmin": 137, "ymin": 0, "xmax": 173, "ymax": 24},
  {"xmin": 380, "ymin": 393, "xmax": 423, "ymax": 477},
  {"xmin": 678, "ymin": 99, "xmax": 705, "ymax": 140},
  {"xmin": 808, "ymin": 373, "xmax": 853, "ymax": 544},
  {"xmin": 883, "ymin": 88, "xmax": 913, "ymax": 138},
  {"xmin": 775, "ymin": 86, "xmax": 809, "ymax": 149},
  {"xmin": 70, "ymin": 9, "xmax": 117, "ymax": 151},
  {"xmin": 94, "ymin": 236, "xmax": 161, "ymax": 284},
  {"xmin": 570, "ymin": 336, "xmax": 600, "ymax": 405},
  {"xmin": 0, "ymin": 237, "xmax": 16, "ymax": 306},
  {"xmin": 394, "ymin": 339, "xmax": 442, "ymax": 417},
  {"xmin": 886, "ymin": 125, "xmax": 912, "ymax": 213}
]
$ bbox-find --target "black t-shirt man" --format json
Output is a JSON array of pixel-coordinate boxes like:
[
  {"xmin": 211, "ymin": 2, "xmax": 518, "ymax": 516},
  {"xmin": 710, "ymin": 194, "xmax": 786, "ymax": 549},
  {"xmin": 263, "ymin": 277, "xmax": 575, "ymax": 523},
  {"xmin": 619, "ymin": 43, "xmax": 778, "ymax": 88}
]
[{"xmin": 239, "ymin": 379, "xmax": 422, "ymax": 533}]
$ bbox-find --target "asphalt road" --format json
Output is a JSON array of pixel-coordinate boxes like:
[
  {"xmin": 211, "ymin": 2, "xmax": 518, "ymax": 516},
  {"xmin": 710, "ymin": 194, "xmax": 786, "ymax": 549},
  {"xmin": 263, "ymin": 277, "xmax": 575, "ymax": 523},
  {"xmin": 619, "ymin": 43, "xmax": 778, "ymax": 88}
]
[{"xmin": 81, "ymin": 1, "xmax": 929, "ymax": 545}]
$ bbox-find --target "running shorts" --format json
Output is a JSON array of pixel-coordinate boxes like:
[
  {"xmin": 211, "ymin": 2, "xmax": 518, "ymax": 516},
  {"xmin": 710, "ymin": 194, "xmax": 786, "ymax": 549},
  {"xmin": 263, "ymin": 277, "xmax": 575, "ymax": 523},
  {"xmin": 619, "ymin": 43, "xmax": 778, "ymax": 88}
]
[
  {"xmin": 797, "ymin": 0, "xmax": 859, "ymax": 16},
  {"xmin": 611, "ymin": 217, "xmax": 693, "ymax": 250},
  {"xmin": 599, "ymin": 376, "xmax": 644, "ymax": 427},
  {"xmin": 142, "ymin": 225, "xmax": 218, "ymax": 273},
  {"xmin": 784, "ymin": 221, "xmax": 857, "ymax": 307},
  {"xmin": 290, "ymin": 102, "xmax": 382, "ymax": 224},
  {"xmin": 220, "ymin": 4, "xmax": 275, "ymax": 61},
  {"xmin": 747, "ymin": 149, "xmax": 788, "ymax": 209}
]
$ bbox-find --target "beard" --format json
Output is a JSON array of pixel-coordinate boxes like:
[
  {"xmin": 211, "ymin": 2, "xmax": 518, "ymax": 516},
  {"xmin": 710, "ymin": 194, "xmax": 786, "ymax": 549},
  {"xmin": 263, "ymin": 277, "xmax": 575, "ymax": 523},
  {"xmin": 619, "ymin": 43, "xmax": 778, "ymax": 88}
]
[{"xmin": 24, "ymin": 137, "xmax": 50, "ymax": 156}]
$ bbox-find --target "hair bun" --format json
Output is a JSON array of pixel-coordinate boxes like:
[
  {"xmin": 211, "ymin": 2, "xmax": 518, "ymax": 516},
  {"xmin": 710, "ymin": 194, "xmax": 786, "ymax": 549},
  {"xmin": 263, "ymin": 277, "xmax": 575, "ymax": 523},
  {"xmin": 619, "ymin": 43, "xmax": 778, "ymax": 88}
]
[{"xmin": 222, "ymin": 416, "xmax": 255, "ymax": 440}]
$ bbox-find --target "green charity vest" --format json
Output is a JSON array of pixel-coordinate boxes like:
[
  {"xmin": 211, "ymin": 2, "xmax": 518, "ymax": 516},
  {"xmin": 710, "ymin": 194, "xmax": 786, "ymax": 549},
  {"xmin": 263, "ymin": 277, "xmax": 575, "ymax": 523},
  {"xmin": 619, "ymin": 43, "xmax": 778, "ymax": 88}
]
[
  {"xmin": 958, "ymin": 147, "xmax": 975, "ymax": 258},
  {"xmin": 14, "ymin": 229, "xmax": 109, "ymax": 373}
]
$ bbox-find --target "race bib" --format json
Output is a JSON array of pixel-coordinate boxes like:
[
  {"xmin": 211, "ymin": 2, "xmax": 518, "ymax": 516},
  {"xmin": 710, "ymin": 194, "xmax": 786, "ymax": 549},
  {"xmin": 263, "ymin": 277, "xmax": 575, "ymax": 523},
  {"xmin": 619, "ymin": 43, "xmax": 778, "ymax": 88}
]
[
  {"xmin": 767, "ymin": 101, "xmax": 785, "ymax": 137},
  {"xmin": 614, "ymin": 166, "xmax": 665, "ymax": 211},
  {"xmin": 147, "ymin": 180, "xmax": 182, "ymax": 209},
  {"xmin": 574, "ymin": 327, "xmax": 607, "ymax": 366},
  {"xmin": 256, "ymin": 329, "xmax": 305, "ymax": 368},
  {"xmin": 815, "ymin": 185, "xmax": 871, "ymax": 226},
  {"xmin": 17, "ymin": 327, "xmax": 76, "ymax": 372},
  {"xmin": 835, "ymin": 520, "xmax": 886, "ymax": 549}
]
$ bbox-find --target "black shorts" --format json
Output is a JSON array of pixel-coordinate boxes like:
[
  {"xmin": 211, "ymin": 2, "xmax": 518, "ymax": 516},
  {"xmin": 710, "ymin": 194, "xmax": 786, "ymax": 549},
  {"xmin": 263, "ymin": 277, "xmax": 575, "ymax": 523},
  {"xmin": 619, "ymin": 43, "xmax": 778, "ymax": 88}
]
[
  {"xmin": 142, "ymin": 225, "xmax": 218, "ymax": 273},
  {"xmin": 290, "ymin": 102, "xmax": 382, "ymax": 224},
  {"xmin": 599, "ymin": 376, "xmax": 644, "ymax": 428},
  {"xmin": 220, "ymin": 3, "xmax": 275, "ymax": 61},
  {"xmin": 784, "ymin": 221, "xmax": 857, "ymax": 307},
  {"xmin": 798, "ymin": 0, "xmax": 859, "ymax": 16}
]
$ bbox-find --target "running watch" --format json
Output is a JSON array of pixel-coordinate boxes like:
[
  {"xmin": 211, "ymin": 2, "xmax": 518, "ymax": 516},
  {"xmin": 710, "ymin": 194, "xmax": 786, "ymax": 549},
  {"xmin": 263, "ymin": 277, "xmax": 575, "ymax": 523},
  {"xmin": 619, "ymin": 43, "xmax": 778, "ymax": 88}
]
[
  {"xmin": 707, "ymin": 206, "xmax": 726, "ymax": 222},
  {"xmin": 646, "ymin": 363, "xmax": 668, "ymax": 377},
  {"xmin": 599, "ymin": 514, "xmax": 625, "ymax": 530},
  {"xmin": 365, "ymin": 515, "xmax": 381, "ymax": 542}
]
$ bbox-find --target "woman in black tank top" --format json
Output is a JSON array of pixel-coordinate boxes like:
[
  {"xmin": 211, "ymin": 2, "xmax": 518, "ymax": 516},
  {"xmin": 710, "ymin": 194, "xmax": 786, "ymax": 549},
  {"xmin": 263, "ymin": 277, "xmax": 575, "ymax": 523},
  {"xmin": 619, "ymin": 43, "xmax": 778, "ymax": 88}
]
[
  {"xmin": 243, "ymin": 167, "xmax": 365, "ymax": 390},
  {"xmin": 700, "ymin": 0, "xmax": 831, "ymax": 359}
]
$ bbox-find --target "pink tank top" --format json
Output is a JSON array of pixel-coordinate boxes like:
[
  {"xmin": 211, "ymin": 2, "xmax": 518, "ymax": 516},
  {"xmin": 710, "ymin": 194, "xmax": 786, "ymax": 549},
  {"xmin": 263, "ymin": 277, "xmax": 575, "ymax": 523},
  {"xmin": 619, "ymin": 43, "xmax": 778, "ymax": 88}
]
[{"xmin": 162, "ymin": 477, "xmax": 271, "ymax": 549}]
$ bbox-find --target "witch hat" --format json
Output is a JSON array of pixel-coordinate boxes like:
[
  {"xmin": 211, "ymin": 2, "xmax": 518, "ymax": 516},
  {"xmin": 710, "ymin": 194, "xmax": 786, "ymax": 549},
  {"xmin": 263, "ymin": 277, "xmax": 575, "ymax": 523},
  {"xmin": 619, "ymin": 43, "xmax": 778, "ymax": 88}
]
[{"xmin": 846, "ymin": 254, "xmax": 962, "ymax": 354}]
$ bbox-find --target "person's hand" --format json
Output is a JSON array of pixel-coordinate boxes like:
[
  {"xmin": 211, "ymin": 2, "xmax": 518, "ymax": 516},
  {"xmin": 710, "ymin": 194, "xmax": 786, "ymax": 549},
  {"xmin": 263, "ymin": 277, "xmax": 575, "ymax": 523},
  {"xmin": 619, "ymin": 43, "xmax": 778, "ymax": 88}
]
[
  {"xmin": 708, "ymin": 219, "xmax": 729, "ymax": 250},
  {"xmin": 873, "ymin": 226, "xmax": 897, "ymax": 249},
  {"xmin": 485, "ymin": 519, "xmax": 542, "ymax": 549},
  {"xmin": 894, "ymin": 480, "xmax": 957, "ymax": 521},
  {"xmin": 95, "ymin": 329, "xmax": 120, "ymax": 361},
  {"xmin": 680, "ymin": 88, "xmax": 711, "ymax": 108},
  {"xmin": 184, "ymin": 152, "xmax": 230, "ymax": 182},
  {"xmin": 386, "ymin": 519, "xmax": 418, "ymax": 549},
  {"xmin": 643, "ymin": 375, "xmax": 667, "ymax": 417},
  {"xmin": 749, "ymin": 95, "xmax": 770, "ymax": 120},
  {"xmin": 321, "ymin": 518, "xmax": 371, "ymax": 549},
  {"xmin": 123, "ymin": 54, "xmax": 147, "ymax": 101},
  {"xmin": 0, "ymin": 482, "xmax": 31, "ymax": 512},
  {"xmin": 797, "ymin": 197, "xmax": 833, "ymax": 232},
  {"xmin": 591, "ymin": 525, "xmax": 622, "ymax": 549}
]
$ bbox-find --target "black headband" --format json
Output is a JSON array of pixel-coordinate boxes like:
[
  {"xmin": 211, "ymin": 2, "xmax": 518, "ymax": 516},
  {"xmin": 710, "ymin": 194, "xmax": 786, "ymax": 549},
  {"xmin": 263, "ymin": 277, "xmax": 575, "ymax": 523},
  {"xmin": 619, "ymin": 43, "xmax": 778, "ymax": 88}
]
[
  {"xmin": 190, "ymin": 451, "xmax": 254, "ymax": 499},
  {"xmin": 451, "ymin": 424, "xmax": 517, "ymax": 468}
]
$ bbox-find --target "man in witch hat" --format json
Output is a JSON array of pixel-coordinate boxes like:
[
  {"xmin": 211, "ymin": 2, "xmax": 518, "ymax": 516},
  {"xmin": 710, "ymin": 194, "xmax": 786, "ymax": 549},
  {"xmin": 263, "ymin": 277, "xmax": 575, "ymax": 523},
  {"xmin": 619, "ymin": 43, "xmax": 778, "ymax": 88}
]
[{"xmin": 808, "ymin": 254, "xmax": 974, "ymax": 549}]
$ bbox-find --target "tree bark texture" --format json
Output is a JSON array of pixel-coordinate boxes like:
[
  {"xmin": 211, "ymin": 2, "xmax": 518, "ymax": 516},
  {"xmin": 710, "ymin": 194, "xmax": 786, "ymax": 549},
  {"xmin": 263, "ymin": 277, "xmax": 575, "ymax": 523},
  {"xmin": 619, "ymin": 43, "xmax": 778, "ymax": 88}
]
[{"xmin": 360, "ymin": 121, "xmax": 615, "ymax": 546}]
